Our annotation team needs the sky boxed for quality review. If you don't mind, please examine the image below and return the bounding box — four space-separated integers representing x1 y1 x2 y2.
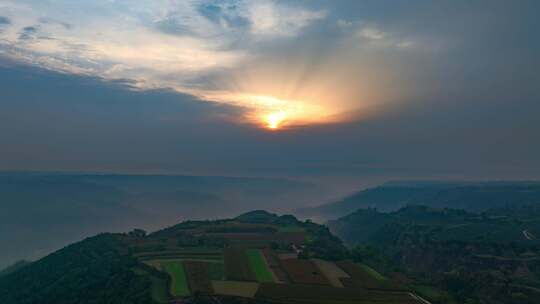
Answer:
0 0 539 187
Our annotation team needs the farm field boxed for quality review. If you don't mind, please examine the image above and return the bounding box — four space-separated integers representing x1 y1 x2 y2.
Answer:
280 259 330 285
224 247 255 281
246 249 276 283
212 280 259 297
337 261 406 291
124 210 422 303
184 261 214 294
207 262 225 280
255 283 419 304
131 266 169 304
161 261 190 297
312 259 350 287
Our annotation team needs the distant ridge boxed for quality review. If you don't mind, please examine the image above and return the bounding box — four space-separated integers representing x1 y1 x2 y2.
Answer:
296 181 540 220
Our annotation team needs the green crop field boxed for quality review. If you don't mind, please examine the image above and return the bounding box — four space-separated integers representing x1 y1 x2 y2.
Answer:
246 249 275 282
161 261 191 297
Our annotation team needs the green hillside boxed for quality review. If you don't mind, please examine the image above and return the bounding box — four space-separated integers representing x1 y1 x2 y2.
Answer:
0 234 153 304
328 205 540 304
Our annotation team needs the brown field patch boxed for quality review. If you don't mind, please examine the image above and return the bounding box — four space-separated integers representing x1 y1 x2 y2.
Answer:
256 283 420 304
211 280 259 298
263 248 290 283
280 259 330 285
224 247 255 281
184 261 213 294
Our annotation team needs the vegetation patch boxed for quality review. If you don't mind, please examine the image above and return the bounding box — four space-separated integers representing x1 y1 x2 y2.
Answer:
161 261 190 297
246 249 276 282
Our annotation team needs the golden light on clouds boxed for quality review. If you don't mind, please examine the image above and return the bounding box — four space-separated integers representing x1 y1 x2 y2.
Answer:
199 92 340 130
190 41 408 131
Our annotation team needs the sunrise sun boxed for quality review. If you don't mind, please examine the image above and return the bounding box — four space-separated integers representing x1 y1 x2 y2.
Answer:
265 111 287 130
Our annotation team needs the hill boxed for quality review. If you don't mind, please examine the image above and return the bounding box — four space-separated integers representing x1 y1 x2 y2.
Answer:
0 172 325 269
328 205 540 303
0 211 426 304
297 181 540 220
0 261 31 278
0 234 152 304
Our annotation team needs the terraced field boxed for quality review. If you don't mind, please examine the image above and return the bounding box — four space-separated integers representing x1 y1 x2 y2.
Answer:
135 248 223 261
124 212 422 303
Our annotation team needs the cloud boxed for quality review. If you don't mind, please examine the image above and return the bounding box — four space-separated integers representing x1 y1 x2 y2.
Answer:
336 21 420 51
1 0 540 183
246 1 326 37
357 27 386 40
0 16 10 33
17 25 37 40
0 0 329 128
196 2 250 30
0 15 10 25
0 0 538 134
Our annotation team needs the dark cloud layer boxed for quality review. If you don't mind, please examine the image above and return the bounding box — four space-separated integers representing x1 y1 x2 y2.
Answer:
1 57 538 186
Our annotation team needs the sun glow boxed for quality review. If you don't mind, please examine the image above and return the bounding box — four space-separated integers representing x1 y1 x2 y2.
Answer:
197 92 343 130
265 111 287 130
